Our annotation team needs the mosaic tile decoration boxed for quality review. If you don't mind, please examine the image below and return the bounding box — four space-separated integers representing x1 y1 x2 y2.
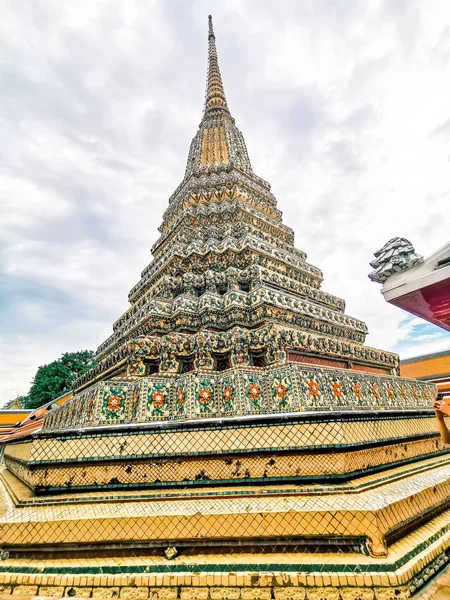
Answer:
143 379 172 421
79 322 399 394
64 14 403 404
43 363 436 432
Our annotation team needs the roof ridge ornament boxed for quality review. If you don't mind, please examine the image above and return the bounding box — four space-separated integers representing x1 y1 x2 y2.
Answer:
369 237 424 283
203 15 231 116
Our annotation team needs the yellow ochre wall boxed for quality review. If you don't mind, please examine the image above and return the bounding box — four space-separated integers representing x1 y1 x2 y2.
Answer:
400 351 450 398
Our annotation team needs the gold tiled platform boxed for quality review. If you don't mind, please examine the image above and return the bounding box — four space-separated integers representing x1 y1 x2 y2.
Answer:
4 436 444 492
2 412 449 597
15 415 443 462
3 411 445 493
2 453 450 560
1 465 450 598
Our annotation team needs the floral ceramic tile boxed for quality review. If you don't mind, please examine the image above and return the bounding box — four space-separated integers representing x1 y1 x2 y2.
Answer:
240 371 268 413
327 372 353 411
129 381 142 421
193 374 218 417
346 375 368 409
174 375 191 419
43 359 437 432
297 369 332 411
99 384 129 423
219 373 240 415
268 368 298 413
143 379 172 421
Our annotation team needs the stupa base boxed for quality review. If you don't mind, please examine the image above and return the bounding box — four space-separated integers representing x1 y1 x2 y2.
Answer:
0 509 449 599
3 408 443 494
2 448 450 599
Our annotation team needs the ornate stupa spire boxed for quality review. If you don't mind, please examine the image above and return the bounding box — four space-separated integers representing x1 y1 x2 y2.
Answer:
181 15 255 177
204 15 230 116
70 14 395 406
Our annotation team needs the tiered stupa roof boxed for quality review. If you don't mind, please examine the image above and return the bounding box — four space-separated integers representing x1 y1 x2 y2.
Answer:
69 16 401 399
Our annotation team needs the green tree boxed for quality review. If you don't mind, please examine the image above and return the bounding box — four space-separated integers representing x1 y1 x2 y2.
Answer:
23 350 96 409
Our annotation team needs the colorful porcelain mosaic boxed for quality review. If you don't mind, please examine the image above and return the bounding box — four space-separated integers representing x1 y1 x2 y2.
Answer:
75 323 398 391
45 363 436 431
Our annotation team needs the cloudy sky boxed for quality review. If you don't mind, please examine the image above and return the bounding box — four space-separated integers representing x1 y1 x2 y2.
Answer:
1 0 450 403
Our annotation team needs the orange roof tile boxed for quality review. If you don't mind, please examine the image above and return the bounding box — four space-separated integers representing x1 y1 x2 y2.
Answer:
0 393 72 445
0 411 31 425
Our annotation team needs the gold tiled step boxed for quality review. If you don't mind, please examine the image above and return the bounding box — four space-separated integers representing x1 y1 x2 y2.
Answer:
8 436 445 492
17 416 442 463
4 413 446 492
3 452 450 507
0 498 450 596
2 456 450 559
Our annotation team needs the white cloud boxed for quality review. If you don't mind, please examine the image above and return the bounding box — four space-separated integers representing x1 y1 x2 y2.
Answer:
1 0 449 402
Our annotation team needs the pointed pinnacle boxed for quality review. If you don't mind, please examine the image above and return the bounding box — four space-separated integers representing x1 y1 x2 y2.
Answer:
203 15 230 115
208 14 214 38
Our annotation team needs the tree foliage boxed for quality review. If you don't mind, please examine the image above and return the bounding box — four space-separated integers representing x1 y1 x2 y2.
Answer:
21 350 96 409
